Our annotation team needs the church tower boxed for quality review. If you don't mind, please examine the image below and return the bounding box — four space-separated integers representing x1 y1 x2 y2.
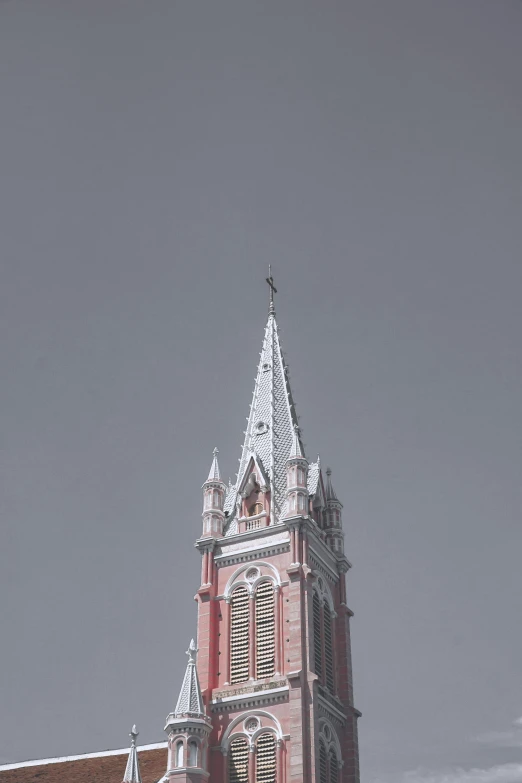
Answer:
165 272 361 783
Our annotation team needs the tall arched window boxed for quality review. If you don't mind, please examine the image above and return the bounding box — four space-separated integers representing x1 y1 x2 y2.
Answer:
188 740 198 767
175 740 183 768
230 586 249 683
312 584 336 694
229 736 249 783
313 590 323 680
324 599 335 693
255 581 275 679
256 732 276 782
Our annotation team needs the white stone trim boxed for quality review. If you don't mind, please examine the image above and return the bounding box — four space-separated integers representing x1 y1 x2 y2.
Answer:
221 709 283 750
210 685 289 713
223 560 282 598
215 543 290 569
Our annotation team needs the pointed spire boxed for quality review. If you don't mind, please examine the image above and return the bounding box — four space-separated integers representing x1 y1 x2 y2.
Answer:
288 424 305 460
206 447 222 482
122 725 142 783
235 303 302 522
174 639 205 717
325 467 339 503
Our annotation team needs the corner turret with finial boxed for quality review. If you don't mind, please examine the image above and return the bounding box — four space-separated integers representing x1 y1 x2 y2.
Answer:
323 466 345 555
201 448 226 538
283 424 310 519
164 639 211 781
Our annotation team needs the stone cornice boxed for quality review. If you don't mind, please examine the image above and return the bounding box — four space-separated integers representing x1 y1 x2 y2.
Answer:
210 683 289 713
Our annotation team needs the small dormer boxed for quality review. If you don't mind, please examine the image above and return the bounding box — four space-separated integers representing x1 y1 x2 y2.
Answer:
236 455 271 533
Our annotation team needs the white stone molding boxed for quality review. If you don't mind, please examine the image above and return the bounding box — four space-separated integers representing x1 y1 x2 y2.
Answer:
224 560 282 598
215 542 290 569
221 709 283 752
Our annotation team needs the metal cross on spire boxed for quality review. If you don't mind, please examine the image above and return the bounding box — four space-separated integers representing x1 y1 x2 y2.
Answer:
266 265 277 314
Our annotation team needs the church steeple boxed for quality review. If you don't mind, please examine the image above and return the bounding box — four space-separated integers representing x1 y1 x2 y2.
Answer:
190 277 360 783
232 273 301 526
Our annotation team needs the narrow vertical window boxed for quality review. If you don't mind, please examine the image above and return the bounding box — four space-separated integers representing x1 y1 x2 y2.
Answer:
324 600 335 693
229 736 249 783
230 587 249 683
255 581 275 679
256 732 276 783
188 740 198 767
175 740 183 768
319 741 328 783
329 749 339 783
313 590 323 680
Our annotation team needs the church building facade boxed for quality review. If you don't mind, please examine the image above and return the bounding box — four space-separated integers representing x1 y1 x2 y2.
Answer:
0 278 360 783
165 277 361 783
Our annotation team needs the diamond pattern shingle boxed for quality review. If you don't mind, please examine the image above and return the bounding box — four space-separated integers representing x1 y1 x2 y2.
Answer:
225 312 303 532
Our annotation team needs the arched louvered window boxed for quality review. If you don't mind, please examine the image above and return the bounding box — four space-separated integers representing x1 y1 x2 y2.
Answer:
329 749 339 783
230 587 250 683
175 740 183 768
319 741 328 783
255 581 275 679
313 590 323 680
324 599 335 693
229 736 249 783
188 740 198 767
256 732 276 783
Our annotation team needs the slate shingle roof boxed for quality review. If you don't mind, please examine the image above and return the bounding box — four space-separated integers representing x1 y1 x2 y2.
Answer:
225 311 303 531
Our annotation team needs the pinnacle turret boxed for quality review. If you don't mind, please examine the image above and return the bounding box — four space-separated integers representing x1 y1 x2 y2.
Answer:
206 447 222 482
122 725 142 783
323 467 345 556
325 467 340 503
201 448 226 538
174 640 205 717
289 423 305 460
282 424 309 520
164 640 212 780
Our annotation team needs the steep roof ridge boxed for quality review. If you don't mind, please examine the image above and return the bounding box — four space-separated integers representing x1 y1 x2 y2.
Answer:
173 639 205 717
122 726 142 783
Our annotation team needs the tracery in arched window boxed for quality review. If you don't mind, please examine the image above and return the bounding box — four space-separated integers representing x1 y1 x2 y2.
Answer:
229 736 249 783
230 586 249 683
256 732 276 783
255 581 275 679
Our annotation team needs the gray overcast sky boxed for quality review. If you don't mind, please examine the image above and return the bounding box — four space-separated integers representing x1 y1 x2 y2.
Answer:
1 2 521 782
